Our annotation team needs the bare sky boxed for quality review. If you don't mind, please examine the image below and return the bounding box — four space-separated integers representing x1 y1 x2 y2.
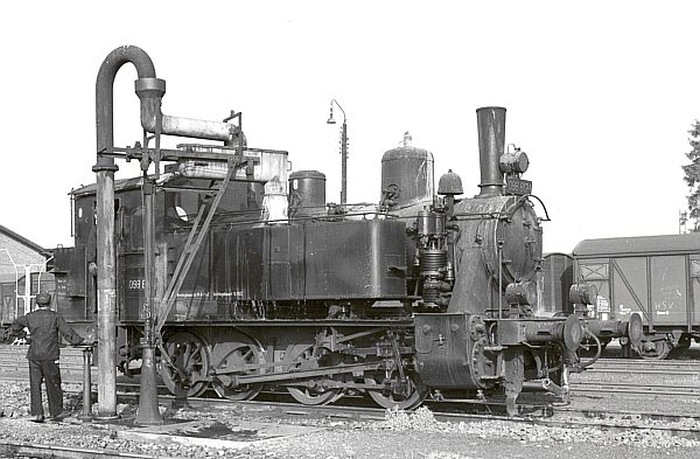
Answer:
0 1 696 253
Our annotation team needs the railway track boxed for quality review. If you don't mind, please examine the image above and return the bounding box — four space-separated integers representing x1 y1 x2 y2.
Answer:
2 395 700 459
2 345 699 417
568 357 700 398
586 357 700 374
0 442 158 459
569 381 700 397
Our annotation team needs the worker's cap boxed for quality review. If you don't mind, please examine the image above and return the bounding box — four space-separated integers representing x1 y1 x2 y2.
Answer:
35 292 51 306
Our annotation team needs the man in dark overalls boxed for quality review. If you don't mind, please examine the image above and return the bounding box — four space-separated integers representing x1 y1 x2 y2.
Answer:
11 292 84 423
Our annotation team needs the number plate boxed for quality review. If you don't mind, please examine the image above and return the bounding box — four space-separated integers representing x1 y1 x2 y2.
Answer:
505 177 532 195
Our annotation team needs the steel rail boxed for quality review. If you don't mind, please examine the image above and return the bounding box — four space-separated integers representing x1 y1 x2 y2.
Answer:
570 381 700 397
0 440 179 459
584 368 699 375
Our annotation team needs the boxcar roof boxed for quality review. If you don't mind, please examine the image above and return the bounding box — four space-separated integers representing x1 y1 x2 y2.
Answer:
573 233 700 257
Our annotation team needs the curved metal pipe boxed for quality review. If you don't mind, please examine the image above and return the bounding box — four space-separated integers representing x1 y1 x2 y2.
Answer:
93 46 243 420
94 45 158 420
95 45 157 171
579 329 603 369
96 46 239 167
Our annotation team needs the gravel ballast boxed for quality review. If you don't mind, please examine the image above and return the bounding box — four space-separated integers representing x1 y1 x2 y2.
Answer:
1 381 699 459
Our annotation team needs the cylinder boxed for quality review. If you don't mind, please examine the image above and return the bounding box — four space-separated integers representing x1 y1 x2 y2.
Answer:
417 210 446 237
476 107 506 197
380 137 434 208
289 170 326 207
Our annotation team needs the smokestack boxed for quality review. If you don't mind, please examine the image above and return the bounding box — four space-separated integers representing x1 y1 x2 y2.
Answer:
476 106 506 197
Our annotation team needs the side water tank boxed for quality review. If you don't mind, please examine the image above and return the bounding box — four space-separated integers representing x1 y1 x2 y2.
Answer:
380 132 434 209
289 170 326 216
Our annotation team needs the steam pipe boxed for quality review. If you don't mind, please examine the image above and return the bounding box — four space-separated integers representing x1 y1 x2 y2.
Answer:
476 106 506 197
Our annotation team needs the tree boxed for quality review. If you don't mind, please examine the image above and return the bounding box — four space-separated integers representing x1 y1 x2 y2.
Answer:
682 120 700 232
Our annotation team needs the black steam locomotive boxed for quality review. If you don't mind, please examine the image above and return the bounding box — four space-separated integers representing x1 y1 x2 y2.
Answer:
49 48 639 415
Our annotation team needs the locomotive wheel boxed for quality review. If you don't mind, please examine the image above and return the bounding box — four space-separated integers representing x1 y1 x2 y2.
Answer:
211 339 265 401
284 344 343 405
364 372 427 410
637 338 671 360
160 330 211 397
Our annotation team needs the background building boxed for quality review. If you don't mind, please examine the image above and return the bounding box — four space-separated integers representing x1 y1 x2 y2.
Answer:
0 225 53 325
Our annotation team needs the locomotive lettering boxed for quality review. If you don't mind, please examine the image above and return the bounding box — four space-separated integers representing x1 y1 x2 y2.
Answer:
128 279 146 290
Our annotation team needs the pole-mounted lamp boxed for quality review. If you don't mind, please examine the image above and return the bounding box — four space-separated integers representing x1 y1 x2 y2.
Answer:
327 99 348 204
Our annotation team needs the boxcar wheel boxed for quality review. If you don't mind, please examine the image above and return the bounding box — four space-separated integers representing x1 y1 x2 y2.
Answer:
667 335 691 359
637 337 671 360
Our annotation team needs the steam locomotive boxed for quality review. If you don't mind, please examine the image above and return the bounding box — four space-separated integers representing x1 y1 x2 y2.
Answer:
48 47 640 416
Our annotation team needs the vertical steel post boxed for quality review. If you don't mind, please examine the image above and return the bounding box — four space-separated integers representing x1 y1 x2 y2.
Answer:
327 99 347 204
135 320 161 424
23 265 32 313
135 179 162 425
92 167 118 419
340 121 348 204
95 46 157 420
79 346 93 422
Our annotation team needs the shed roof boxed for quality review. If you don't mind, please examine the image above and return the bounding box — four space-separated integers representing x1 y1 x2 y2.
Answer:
0 225 48 257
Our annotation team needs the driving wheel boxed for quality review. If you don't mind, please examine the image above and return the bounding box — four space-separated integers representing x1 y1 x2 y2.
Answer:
210 338 265 401
160 330 211 397
284 344 343 405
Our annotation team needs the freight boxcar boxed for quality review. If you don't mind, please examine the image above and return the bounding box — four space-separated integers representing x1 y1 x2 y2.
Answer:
573 233 700 358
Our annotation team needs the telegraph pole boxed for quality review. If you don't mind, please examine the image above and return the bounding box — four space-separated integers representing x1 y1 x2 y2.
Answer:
327 99 348 204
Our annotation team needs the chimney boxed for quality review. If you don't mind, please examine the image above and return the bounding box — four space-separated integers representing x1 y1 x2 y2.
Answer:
476 106 506 197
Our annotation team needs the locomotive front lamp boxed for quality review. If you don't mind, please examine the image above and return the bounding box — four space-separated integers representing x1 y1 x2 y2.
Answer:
500 145 530 175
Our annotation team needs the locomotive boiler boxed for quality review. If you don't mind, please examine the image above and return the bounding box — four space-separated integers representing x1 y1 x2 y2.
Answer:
50 47 641 416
